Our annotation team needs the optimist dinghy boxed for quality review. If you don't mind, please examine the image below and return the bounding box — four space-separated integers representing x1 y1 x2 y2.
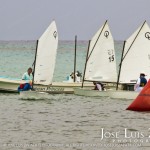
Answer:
74 20 117 97
20 21 59 99
109 21 150 99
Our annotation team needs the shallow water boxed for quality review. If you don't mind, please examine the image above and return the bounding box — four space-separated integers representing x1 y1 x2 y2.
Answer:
0 93 150 150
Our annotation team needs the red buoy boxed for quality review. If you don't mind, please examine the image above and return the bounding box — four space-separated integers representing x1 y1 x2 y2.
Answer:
127 80 150 111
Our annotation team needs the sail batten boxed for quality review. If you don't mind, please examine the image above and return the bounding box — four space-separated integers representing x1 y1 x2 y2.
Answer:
33 21 58 85
84 21 117 83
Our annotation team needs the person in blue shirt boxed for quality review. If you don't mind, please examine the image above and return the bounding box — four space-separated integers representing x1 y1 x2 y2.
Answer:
18 67 33 92
22 67 33 81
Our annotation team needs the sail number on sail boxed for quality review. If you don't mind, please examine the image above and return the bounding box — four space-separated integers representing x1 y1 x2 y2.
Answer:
108 49 114 62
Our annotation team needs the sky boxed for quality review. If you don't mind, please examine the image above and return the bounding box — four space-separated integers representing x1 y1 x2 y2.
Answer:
0 0 150 41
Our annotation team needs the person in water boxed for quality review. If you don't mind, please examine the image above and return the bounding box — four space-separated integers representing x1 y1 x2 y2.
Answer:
93 82 106 91
18 67 33 92
134 72 147 92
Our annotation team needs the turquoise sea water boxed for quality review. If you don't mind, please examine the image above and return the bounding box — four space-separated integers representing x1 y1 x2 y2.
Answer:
0 40 123 81
0 41 150 150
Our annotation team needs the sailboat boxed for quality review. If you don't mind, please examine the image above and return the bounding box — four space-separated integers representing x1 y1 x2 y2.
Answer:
20 21 59 99
109 21 150 99
74 20 117 97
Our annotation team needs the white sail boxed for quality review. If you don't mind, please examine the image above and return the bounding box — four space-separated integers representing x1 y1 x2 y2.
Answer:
84 21 117 82
119 21 150 84
34 21 58 85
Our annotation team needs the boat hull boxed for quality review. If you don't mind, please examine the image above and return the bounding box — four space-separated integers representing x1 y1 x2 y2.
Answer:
0 77 93 93
0 78 23 92
108 90 139 100
74 88 109 97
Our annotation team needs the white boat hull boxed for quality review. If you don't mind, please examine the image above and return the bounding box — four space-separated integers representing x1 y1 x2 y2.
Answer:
108 90 139 100
0 78 23 92
74 88 109 97
0 77 93 93
74 88 139 99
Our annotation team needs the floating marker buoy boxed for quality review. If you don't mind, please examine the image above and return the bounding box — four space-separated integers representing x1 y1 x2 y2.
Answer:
127 80 150 111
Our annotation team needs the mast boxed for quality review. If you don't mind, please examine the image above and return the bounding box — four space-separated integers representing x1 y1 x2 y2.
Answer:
32 40 38 88
116 41 126 90
122 21 146 62
81 40 91 88
74 35 77 82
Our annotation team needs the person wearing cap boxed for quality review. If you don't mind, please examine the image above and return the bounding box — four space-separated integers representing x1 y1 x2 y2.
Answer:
134 72 147 92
